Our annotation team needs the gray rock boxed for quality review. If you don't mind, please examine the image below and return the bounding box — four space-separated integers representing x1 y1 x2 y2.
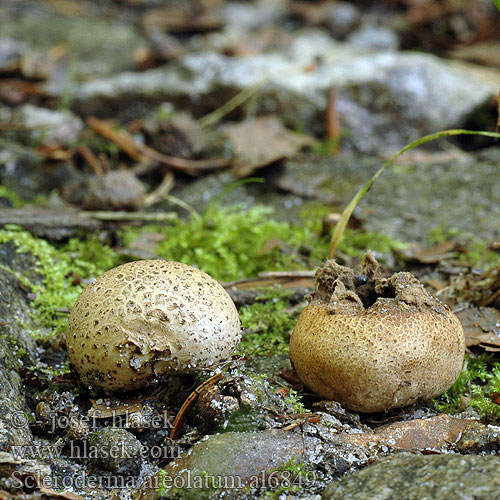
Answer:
168 169 307 224
359 147 500 243
14 105 84 145
278 147 500 244
166 430 310 485
221 369 303 433
322 452 500 500
0 37 27 71
347 25 400 50
138 430 321 499
83 171 145 211
323 3 361 39
73 30 496 152
88 427 143 475
0 451 51 491
220 0 286 30
137 425 385 499
456 421 500 454
0 138 83 201
0 11 145 77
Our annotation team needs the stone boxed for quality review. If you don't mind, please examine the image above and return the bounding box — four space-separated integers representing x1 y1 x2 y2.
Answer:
375 414 475 451
0 11 145 78
323 453 500 499
347 25 400 50
73 30 496 152
88 427 143 475
14 105 84 146
0 37 27 71
323 3 361 39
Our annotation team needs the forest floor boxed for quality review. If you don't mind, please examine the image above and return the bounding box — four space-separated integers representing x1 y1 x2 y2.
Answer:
0 1 500 499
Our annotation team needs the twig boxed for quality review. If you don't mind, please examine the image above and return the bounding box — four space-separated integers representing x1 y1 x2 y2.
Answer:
79 211 177 222
326 86 341 155
257 271 315 278
170 373 224 440
87 117 231 176
159 194 201 221
143 171 175 207
77 145 104 177
282 413 321 431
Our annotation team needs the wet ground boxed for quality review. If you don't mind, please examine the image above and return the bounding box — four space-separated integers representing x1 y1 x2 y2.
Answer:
1 1 500 499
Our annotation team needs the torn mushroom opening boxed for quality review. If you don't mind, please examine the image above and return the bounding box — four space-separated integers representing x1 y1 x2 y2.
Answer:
310 250 435 312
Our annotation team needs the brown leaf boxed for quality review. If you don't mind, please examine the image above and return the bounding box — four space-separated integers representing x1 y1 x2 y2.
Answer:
224 116 314 177
0 79 41 104
88 389 161 419
128 231 166 253
398 241 457 264
456 307 500 351
39 488 85 500
82 170 146 211
490 391 500 405
489 241 500 252
375 414 475 451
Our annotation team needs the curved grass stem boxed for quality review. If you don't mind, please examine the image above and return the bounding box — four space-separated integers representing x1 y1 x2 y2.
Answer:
328 129 500 260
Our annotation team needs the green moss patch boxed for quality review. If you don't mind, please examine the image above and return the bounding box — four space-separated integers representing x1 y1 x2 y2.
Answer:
434 353 500 421
122 203 406 282
0 186 24 207
0 226 119 338
238 288 298 356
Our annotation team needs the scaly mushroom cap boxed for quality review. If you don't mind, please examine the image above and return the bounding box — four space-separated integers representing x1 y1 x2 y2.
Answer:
66 260 241 392
289 254 465 413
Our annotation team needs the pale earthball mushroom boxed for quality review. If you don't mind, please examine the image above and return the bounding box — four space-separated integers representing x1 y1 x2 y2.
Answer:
289 252 465 413
66 260 241 393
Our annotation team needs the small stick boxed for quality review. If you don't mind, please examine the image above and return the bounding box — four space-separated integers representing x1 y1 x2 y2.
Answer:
77 145 104 177
142 171 175 207
326 86 341 155
170 373 224 440
282 413 321 431
79 211 177 222
87 117 231 176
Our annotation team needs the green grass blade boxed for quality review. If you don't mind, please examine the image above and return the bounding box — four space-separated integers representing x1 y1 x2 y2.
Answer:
328 129 500 259
492 0 500 12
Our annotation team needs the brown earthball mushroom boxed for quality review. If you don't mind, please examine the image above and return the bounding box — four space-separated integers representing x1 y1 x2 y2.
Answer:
66 260 241 393
289 252 465 413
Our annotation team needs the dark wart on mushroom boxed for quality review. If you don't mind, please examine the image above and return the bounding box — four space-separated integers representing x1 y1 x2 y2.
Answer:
66 260 241 393
289 252 465 413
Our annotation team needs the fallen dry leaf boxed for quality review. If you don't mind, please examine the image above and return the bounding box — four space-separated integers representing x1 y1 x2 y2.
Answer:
398 241 457 264
39 488 85 500
224 116 314 177
88 389 162 419
456 307 500 351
